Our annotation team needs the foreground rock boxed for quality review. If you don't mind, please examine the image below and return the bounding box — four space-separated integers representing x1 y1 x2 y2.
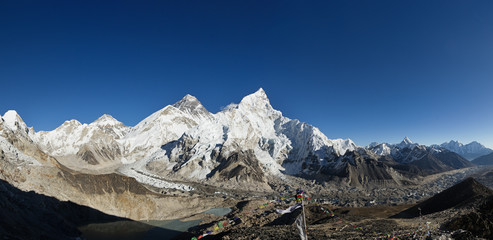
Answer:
444 195 493 239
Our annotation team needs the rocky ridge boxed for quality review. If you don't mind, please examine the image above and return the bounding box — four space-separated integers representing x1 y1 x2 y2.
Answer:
33 114 130 173
392 177 493 218
367 138 474 176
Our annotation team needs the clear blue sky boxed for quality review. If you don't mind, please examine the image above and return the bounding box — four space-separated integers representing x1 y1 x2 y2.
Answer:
1 1 492 148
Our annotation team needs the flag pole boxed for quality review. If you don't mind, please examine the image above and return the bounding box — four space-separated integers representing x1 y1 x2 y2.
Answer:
301 191 308 240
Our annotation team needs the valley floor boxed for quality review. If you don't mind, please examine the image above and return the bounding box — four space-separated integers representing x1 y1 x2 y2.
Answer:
178 199 487 240
173 166 493 240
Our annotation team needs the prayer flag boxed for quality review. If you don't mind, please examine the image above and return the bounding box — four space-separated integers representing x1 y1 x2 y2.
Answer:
275 204 301 214
295 214 308 240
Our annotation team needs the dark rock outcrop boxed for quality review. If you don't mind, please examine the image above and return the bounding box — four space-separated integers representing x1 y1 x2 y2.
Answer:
444 195 493 239
392 177 493 218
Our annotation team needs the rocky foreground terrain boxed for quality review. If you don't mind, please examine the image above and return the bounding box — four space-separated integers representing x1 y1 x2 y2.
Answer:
177 173 493 240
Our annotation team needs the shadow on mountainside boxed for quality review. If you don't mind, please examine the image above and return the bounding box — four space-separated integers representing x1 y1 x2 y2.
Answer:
443 195 493 239
391 177 493 219
0 178 180 240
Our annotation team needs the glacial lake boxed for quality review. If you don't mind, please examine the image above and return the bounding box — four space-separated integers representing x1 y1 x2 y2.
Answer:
202 207 232 216
79 208 231 240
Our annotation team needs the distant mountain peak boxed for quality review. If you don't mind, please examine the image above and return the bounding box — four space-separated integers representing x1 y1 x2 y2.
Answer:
469 141 482 146
402 136 413 144
175 94 199 104
3 109 19 117
97 114 116 120
367 142 391 156
3 110 21 122
440 140 493 160
238 88 272 110
397 137 414 149
255 87 266 95
172 94 209 115
61 119 82 127
91 114 123 127
446 140 463 147
2 110 27 131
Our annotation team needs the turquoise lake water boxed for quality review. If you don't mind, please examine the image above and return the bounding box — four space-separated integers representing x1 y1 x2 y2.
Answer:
79 208 231 240
202 207 232 216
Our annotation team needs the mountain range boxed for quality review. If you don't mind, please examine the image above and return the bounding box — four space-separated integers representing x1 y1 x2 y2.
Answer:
0 88 485 192
435 140 493 160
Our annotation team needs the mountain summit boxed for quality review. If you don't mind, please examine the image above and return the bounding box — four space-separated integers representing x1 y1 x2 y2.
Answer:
397 137 415 149
90 114 124 127
2 110 29 133
238 88 272 110
172 94 211 117
402 136 413 145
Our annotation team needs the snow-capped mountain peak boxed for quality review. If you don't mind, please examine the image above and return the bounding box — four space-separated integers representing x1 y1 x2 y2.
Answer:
402 136 413 144
3 110 20 121
120 94 215 162
172 94 211 119
444 140 463 148
33 113 129 168
172 94 200 110
367 137 427 162
238 88 272 111
398 136 415 149
2 110 27 131
367 143 391 156
90 114 123 127
1 110 34 138
57 119 82 130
